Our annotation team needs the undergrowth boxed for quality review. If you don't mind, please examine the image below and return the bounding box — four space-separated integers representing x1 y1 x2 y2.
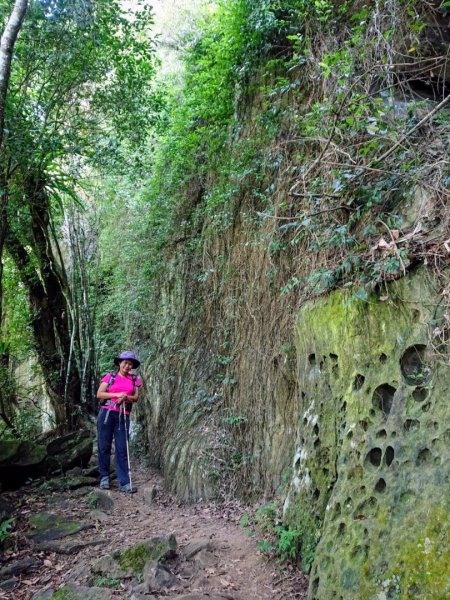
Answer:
239 498 317 571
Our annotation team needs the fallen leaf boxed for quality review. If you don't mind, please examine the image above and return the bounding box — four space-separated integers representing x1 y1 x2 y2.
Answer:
44 559 53 567
22 576 40 585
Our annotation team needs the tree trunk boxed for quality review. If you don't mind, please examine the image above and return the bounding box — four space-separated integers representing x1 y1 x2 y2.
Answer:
0 2 29 427
0 0 29 149
6 175 83 430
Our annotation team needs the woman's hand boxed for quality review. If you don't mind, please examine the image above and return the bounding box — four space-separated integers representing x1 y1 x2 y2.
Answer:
116 393 128 405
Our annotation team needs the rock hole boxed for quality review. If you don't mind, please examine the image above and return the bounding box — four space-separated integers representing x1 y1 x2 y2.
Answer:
355 496 378 516
308 353 316 366
369 408 376 417
366 448 382 467
319 361 324 370
422 402 431 412
433 422 439 431
372 383 396 416
313 488 320 500
353 374 365 390
434 456 441 465
413 387 428 402
385 446 395 466
376 429 387 439
347 430 353 439
303 417 308 425
404 419 420 433
340 401 347 413
350 544 369 562
416 448 432 466
344 497 353 509
314 438 321 449
311 577 319 596
359 419 370 432
400 344 431 385
337 522 346 537
332 364 339 377
313 424 319 435
322 467 329 477
391 431 397 438
334 502 341 516
301 391 306 399
330 353 338 362
375 478 386 493
379 353 387 363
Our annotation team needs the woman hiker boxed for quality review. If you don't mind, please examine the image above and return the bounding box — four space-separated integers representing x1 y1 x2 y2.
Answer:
96 351 142 493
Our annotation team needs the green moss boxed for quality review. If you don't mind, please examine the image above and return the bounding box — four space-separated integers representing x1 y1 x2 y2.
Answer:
285 271 450 598
114 537 176 574
51 587 71 599
28 512 84 537
387 506 450 599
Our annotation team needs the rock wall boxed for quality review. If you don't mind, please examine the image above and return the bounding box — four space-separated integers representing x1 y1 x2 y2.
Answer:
284 268 449 598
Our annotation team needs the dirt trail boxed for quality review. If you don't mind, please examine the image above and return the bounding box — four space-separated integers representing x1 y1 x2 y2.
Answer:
1 463 308 599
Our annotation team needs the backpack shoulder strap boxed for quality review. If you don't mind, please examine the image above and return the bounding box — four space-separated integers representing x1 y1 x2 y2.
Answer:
131 373 137 395
106 371 117 391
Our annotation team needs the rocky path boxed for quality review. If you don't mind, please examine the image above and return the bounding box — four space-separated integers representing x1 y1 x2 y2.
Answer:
0 464 308 600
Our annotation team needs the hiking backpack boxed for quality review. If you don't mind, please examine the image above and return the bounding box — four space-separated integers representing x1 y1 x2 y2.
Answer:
103 371 137 412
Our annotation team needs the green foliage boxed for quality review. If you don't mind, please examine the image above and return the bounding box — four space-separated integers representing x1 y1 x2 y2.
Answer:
274 525 302 561
10 405 42 441
224 413 247 427
0 517 14 545
93 576 120 588
1 258 33 358
239 512 254 536
255 500 278 532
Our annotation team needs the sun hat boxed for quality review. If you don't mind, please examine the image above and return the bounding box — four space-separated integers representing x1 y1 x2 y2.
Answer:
114 351 140 369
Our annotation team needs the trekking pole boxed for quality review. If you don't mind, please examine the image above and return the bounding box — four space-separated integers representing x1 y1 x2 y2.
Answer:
122 402 133 490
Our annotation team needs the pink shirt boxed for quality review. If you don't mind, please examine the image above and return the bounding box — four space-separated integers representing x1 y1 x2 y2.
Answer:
101 372 142 415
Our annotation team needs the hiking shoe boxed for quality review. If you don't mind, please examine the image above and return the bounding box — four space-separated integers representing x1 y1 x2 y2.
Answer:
120 483 137 493
99 477 110 490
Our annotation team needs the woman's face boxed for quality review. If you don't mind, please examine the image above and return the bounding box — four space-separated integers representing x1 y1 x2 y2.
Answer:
119 359 134 374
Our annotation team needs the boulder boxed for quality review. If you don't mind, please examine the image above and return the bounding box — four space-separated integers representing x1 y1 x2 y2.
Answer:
0 440 47 489
112 534 177 576
44 430 93 473
42 583 112 599
0 430 94 491
143 485 157 505
26 511 93 543
31 590 55 600
36 537 105 554
0 557 40 579
0 495 14 520
90 554 133 579
143 560 176 591
182 538 214 560
85 490 114 511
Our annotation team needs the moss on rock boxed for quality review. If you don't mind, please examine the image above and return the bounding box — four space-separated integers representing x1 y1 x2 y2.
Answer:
284 269 450 599
113 535 177 575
